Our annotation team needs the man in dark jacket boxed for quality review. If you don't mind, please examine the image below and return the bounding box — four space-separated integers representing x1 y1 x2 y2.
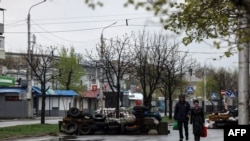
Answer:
174 94 191 141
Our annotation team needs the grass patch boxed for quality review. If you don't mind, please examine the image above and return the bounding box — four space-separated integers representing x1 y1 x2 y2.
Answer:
0 124 59 140
161 116 175 123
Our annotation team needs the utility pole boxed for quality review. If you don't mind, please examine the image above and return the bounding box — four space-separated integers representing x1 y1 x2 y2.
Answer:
237 9 249 125
27 0 46 118
203 64 207 113
100 22 117 112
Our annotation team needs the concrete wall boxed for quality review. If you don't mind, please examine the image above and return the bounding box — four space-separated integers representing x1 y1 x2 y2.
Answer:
36 96 75 117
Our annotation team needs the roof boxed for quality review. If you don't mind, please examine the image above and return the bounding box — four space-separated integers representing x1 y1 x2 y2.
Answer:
0 86 78 97
32 86 78 97
54 90 78 96
0 87 26 94
32 86 56 95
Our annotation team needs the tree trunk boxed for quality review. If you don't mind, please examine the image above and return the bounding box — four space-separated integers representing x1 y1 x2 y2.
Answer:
168 87 173 119
168 97 173 119
116 81 120 118
164 95 167 116
40 84 46 124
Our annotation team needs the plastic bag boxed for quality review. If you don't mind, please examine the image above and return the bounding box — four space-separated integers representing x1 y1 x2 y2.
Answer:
173 121 178 130
201 126 207 137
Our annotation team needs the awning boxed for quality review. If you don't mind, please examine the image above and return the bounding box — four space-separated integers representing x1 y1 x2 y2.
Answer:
54 90 78 96
32 86 56 95
32 86 78 97
0 87 26 94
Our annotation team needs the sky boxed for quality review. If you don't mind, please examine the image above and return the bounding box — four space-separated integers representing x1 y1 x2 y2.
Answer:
0 0 238 70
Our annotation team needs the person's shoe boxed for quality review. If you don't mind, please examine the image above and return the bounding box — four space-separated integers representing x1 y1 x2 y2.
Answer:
179 138 183 141
186 137 189 140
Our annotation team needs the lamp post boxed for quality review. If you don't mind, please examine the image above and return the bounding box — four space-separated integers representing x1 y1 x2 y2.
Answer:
99 22 117 112
203 58 216 113
27 0 46 118
203 63 207 113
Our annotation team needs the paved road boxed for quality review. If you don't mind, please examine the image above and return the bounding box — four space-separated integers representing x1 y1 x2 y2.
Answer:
0 117 224 141
14 128 224 141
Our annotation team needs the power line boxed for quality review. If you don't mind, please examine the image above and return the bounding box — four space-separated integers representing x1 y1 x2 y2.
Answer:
5 24 163 34
5 16 156 27
26 12 153 21
31 20 100 44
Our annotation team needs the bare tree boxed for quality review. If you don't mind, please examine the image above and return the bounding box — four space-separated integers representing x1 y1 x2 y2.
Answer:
86 34 133 117
132 30 183 111
23 46 56 124
209 67 238 111
159 46 195 118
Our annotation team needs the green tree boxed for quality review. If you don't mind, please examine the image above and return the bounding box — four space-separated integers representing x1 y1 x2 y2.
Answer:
56 46 84 91
124 0 249 124
125 0 249 51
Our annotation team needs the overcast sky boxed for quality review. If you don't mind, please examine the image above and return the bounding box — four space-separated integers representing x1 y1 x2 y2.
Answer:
0 0 238 69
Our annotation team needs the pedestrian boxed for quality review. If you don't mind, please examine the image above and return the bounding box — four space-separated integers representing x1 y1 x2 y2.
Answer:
190 99 205 141
174 94 191 141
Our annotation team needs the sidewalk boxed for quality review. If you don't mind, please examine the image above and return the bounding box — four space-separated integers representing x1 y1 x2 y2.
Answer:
167 124 224 141
0 116 62 128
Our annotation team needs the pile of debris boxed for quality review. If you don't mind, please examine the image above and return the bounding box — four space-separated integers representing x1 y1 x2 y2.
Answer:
59 106 170 135
207 108 238 129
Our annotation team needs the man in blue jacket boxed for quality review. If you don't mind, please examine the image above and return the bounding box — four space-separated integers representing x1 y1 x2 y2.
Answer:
174 94 191 141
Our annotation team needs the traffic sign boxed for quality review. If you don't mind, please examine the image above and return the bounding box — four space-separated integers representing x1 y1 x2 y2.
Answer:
226 90 236 98
221 90 226 95
186 86 194 94
211 93 217 99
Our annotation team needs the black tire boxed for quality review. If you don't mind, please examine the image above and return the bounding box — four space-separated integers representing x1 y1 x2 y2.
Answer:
67 107 81 118
107 125 121 132
94 121 107 127
106 125 120 135
64 122 78 134
92 113 106 122
133 106 149 112
108 120 119 126
81 113 92 120
78 123 91 135
125 125 140 132
91 124 105 130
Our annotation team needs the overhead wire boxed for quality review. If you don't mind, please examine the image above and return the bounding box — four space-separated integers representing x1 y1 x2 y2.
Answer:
5 24 164 34
26 12 154 21
31 20 100 44
5 16 157 27
4 13 234 56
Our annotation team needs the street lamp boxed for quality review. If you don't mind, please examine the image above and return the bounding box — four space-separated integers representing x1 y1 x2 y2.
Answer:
99 22 117 112
27 0 46 118
203 58 216 113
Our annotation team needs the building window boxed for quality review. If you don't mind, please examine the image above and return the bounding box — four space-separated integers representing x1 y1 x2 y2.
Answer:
5 96 19 101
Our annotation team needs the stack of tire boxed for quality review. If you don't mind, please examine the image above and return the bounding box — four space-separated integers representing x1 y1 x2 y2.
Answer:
127 106 149 134
106 119 121 135
90 113 107 135
62 107 93 135
144 117 159 133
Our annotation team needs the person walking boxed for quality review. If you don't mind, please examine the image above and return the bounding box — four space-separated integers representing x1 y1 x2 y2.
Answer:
190 99 205 141
174 94 191 141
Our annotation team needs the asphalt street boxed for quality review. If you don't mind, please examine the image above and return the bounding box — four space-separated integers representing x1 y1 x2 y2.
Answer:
0 117 225 141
